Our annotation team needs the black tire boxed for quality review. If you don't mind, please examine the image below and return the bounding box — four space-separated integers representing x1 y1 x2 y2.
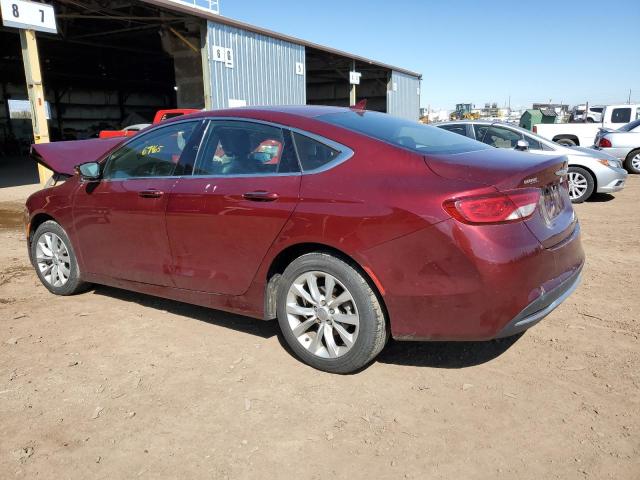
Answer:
556 137 577 147
276 253 387 374
568 166 595 203
624 149 640 174
29 220 89 296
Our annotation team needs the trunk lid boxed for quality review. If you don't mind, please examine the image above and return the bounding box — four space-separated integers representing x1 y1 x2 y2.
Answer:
426 149 577 249
31 137 124 176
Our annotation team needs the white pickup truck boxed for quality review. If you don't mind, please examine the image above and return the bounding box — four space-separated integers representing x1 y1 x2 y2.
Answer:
533 104 640 147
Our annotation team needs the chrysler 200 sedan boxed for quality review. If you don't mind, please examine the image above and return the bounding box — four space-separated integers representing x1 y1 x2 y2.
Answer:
25 106 585 373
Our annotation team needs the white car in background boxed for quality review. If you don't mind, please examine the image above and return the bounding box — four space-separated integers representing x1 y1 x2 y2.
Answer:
437 121 628 203
571 105 604 123
594 119 640 173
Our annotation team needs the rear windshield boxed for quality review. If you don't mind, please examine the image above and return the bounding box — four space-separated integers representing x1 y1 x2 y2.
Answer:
317 110 489 155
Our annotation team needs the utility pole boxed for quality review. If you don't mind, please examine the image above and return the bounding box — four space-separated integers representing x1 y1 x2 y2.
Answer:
20 28 51 185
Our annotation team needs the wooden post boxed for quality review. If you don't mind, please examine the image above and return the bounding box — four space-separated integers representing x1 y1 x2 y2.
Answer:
349 60 357 107
200 21 213 110
19 29 51 185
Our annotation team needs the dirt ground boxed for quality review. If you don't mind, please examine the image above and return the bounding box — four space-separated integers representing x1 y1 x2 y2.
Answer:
0 178 638 480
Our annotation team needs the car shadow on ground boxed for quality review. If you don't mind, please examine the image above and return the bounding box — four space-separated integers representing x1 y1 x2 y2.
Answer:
91 286 278 339
587 193 615 203
376 335 523 369
91 286 523 370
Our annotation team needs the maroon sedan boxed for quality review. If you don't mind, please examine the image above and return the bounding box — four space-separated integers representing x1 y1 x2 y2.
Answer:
25 106 585 373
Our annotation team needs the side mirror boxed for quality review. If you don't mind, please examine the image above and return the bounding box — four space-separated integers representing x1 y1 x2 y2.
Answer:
515 139 529 151
76 162 101 181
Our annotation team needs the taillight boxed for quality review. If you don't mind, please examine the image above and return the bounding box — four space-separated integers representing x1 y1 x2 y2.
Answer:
443 188 541 225
533 125 538 133
598 137 612 148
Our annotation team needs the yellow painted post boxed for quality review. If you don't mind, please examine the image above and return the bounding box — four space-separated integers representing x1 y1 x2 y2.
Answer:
19 28 51 186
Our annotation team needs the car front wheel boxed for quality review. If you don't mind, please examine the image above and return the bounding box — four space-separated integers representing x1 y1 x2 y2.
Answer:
277 253 387 373
30 220 89 296
567 166 594 203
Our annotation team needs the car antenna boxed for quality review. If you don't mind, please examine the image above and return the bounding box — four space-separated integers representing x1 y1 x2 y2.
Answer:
350 99 367 116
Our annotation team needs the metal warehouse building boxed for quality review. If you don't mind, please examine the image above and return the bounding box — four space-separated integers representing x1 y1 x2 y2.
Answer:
147 0 422 118
0 0 421 185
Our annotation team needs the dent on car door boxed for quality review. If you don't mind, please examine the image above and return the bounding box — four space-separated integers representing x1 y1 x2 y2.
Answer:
72 120 204 285
165 120 302 295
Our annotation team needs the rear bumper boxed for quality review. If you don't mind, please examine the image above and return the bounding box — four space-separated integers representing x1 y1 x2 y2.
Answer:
364 218 585 342
495 264 583 338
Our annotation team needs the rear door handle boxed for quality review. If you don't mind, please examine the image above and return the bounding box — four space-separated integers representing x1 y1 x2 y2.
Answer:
138 189 164 198
242 191 279 202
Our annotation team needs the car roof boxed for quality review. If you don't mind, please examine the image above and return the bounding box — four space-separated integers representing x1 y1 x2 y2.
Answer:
175 105 350 123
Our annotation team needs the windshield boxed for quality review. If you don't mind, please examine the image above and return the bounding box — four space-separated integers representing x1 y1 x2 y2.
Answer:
619 119 640 132
317 110 489 155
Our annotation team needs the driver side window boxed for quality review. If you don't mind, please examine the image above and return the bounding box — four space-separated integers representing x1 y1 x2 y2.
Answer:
103 121 199 179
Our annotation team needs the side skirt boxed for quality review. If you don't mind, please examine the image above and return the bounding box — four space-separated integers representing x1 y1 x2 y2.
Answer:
82 273 266 321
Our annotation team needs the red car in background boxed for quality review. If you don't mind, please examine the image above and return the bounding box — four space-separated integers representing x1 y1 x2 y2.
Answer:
25 106 584 373
98 109 199 139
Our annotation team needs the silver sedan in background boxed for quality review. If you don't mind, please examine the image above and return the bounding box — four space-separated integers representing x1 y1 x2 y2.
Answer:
594 119 640 174
436 121 628 203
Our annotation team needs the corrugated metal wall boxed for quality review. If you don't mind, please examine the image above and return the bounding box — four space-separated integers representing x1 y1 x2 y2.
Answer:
387 71 421 120
206 21 306 109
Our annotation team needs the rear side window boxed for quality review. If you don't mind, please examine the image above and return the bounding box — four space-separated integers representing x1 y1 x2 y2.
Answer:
439 124 470 138
318 110 488 155
611 108 631 124
292 132 339 171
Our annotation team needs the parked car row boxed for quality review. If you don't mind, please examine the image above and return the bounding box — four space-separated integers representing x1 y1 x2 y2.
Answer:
436 120 627 203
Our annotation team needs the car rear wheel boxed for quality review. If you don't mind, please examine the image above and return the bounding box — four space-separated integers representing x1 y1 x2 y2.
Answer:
624 149 640 174
30 220 89 296
277 253 387 373
567 167 594 203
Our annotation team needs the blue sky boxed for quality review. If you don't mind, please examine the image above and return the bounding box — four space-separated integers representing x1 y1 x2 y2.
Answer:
221 0 640 110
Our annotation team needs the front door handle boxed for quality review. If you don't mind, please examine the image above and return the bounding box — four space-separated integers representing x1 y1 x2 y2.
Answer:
138 189 164 199
242 191 279 202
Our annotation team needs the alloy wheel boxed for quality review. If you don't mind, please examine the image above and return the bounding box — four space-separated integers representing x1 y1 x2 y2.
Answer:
568 171 589 200
632 153 640 171
36 232 71 287
286 271 359 359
